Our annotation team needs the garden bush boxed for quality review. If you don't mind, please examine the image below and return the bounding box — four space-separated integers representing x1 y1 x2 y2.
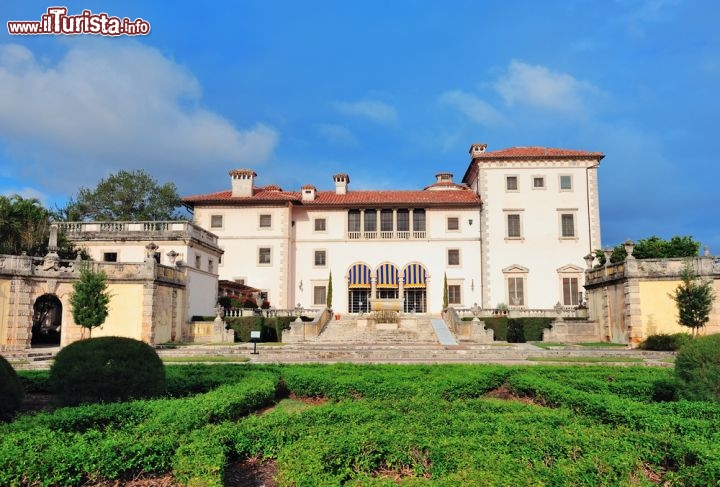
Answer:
675 334 720 402
506 319 526 343
0 355 23 421
50 336 166 406
225 316 296 342
640 333 691 351
460 317 552 341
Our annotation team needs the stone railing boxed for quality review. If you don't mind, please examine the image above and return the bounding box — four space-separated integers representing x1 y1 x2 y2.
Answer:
453 306 588 320
0 254 184 284
346 230 428 240
223 307 320 319
282 307 332 342
585 256 720 286
57 221 219 247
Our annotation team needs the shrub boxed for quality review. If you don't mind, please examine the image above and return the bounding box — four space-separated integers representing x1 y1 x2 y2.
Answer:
640 333 691 351
652 378 679 402
506 319 526 343
50 336 166 406
675 334 720 402
0 355 23 421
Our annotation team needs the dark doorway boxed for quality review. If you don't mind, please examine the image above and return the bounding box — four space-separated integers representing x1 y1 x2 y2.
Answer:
31 294 62 346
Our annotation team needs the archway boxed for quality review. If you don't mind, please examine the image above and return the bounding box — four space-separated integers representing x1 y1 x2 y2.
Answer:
403 263 427 312
31 294 62 347
347 262 372 313
376 262 399 299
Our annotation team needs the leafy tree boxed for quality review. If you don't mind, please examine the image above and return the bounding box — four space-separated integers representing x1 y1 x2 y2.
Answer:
595 235 701 265
326 272 333 308
61 170 183 221
70 266 111 338
443 273 449 309
671 262 715 337
0 195 79 258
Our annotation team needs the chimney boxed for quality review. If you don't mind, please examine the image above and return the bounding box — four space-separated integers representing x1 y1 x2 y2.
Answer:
229 169 256 197
301 184 317 201
435 172 453 184
469 143 488 158
333 173 350 195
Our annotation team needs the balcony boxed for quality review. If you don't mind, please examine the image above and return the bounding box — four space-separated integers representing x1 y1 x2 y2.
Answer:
347 229 427 240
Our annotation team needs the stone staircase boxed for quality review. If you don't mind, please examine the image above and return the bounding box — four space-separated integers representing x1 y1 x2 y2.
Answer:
310 315 441 344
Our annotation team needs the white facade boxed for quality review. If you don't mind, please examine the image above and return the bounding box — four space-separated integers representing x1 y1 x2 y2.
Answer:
462 144 602 309
184 143 603 313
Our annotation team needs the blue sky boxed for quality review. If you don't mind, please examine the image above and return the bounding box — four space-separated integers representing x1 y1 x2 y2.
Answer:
1 1 718 252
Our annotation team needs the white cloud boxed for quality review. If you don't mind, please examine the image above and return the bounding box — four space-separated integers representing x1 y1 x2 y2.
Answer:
0 41 278 194
335 99 397 123
438 90 506 126
0 186 49 205
314 123 358 146
495 60 599 117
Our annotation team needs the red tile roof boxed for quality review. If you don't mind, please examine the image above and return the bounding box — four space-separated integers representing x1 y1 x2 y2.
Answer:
474 146 604 160
183 187 481 207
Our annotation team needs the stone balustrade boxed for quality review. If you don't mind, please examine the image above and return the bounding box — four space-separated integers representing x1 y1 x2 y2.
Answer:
57 221 219 247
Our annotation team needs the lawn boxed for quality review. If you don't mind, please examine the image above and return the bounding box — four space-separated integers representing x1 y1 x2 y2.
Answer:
3 364 719 486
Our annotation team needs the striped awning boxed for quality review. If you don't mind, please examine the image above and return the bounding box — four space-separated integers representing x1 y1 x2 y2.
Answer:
403 263 427 288
376 263 399 288
348 263 372 288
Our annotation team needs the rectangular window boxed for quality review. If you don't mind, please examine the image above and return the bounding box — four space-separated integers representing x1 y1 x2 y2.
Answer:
448 285 461 305
258 247 271 265
506 176 518 191
560 175 573 190
210 215 223 228
313 286 327 306
507 214 521 238
208 259 214 273
314 250 326 267
508 277 525 306
381 209 393 231
348 210 360 232
314 218 326 232
195 255 201 268
447 217 459 231
364 210 377 232
413 209 426 231
447 249 460 266
533 177 545 189
103 252 118 262
259 214 272 228
561 214 575 238
563 277 579 306
396 209 409 232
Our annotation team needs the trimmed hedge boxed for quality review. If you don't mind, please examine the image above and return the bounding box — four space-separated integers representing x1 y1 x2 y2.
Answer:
225 316 299 342
0 356 23 421
675 334 720 402
461 317 553 341
50 337 166 406
640 333 692 351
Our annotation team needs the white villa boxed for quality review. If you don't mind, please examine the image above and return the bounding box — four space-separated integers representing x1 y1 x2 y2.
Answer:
183 143 604 314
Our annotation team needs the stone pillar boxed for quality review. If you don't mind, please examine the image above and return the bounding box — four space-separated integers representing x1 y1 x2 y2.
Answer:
409 209 414 233
360 209 365 237
371 277 377 301
399 276 405 301
392 209 397 236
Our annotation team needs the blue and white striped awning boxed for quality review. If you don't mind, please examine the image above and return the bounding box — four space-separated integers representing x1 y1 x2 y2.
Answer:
403 263 427 288
376 263 399 288
348 263 372 288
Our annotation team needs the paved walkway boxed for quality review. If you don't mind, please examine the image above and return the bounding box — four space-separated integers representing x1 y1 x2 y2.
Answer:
4 342 676 369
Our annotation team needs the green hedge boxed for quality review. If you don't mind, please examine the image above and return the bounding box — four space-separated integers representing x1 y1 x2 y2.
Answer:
461 317 553 341
0 356 23 421
640 333 692 351
225 316 298 342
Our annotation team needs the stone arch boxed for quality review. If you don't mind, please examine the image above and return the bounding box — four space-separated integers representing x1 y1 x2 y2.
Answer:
31 293 62 347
